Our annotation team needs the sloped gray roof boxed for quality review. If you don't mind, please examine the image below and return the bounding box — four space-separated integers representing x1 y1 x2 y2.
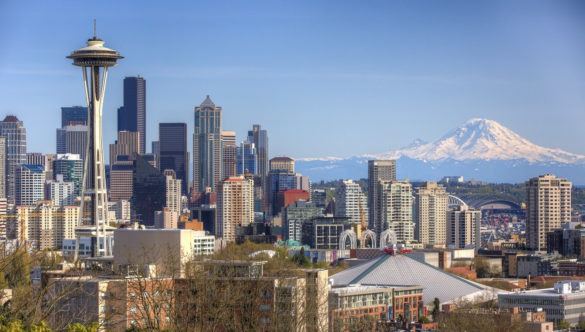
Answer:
331 254 489 304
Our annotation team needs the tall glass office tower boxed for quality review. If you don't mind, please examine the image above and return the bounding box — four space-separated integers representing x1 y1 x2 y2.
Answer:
193 96 222 192
117 76 146 154
236 141 257 175
159 123 189 195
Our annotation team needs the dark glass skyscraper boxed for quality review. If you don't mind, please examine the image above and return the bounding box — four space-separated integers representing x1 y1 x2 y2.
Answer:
247 124 268 178
247 124 268 211
236 141 257 175
117 76 146 154
61 106 88 126
159 123 189 195
132 154 165 226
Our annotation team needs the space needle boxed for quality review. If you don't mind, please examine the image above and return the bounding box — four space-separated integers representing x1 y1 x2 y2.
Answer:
67 26 123 258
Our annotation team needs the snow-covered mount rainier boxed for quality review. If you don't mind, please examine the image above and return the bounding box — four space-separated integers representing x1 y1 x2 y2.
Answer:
295 118 585 184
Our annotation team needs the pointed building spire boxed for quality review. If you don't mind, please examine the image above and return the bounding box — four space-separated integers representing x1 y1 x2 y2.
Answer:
200 95 216 108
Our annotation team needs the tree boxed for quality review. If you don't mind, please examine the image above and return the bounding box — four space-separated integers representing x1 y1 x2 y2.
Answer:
431 297 440 321
558 320 571 330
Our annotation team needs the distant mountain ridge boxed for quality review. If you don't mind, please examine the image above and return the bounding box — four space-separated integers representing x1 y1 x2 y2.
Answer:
295 118 585 183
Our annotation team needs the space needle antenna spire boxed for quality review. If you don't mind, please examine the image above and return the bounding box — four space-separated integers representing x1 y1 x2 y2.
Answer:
67 26 123 260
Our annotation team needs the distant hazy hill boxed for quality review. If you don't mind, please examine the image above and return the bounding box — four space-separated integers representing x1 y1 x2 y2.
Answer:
296 118 585 184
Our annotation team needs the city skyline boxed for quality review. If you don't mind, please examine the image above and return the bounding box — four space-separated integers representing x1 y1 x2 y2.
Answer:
1 1 584 160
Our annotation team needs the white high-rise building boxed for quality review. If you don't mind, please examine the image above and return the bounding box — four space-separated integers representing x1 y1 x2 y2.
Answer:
164 169 182 215
335 180 368 225
526 174 572 251
379 180 414 243
16 164 46 207
217 176 254 242
446 205 481 249
414 182 448 245
46 174 75 207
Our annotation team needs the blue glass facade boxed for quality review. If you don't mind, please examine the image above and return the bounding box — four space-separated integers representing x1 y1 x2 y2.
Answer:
236 141 257 175
61 106 88 126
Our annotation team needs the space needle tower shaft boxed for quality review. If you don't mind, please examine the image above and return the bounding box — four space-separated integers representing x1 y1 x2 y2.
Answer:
67 28 123 258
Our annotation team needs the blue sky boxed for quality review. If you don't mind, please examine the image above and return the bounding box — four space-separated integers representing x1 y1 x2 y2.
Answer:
0 1 584 159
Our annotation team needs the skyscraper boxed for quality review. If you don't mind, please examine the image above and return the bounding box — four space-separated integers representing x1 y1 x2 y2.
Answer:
52 154 83 197
26 152 45 166
164 169 182 216
61 106 88 127
216 176 254 242
367 160 396 233
526 174 572 251
56 124 88 162
414 182 448 245
379 180 414 243
268 157 297 216
109 156 133 201
335 180 368 226
446 205 481 249
159 123 189 195
247 125 268 205
0 116 27 204
109 130 141 166
236 141 257 175
117 76 146 154
270 157 294 173
46 175 75 207
15 164 45 206
193 95 222 192
221 131 237 180
132 155 166 227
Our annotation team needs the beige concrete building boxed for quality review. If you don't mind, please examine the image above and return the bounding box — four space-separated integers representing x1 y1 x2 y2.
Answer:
221 130 237 179
154 208 179 229
379 180 414 242
216 176 254 242
109 130 140 167
446 205 481 249
164 169 182 216
526 174 572 251
15 201 79 250
269 156 294 173
113 228 197 277
414 182 448 245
